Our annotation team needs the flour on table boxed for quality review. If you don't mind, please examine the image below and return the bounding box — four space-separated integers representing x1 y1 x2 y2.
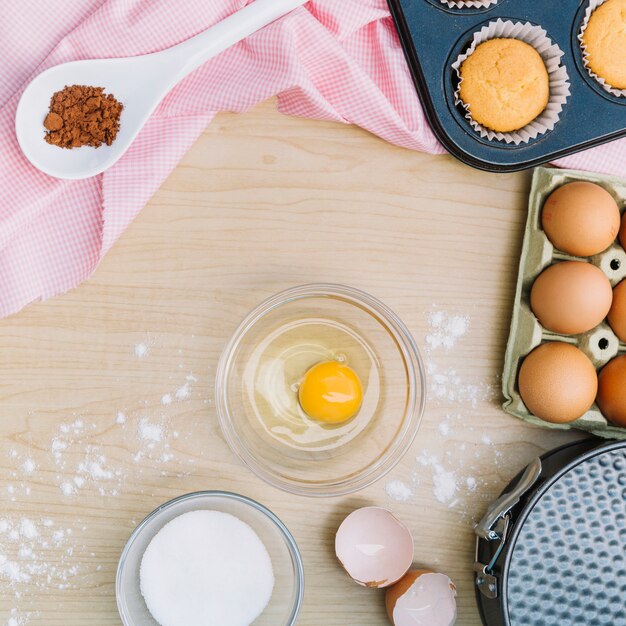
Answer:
423 308 494 408
425 311 469 350
20 460 35 475
384 308 502 518
138 419 163 444
175 382 190 400
385 480 414 502
134 342 149 358
2 340 206 625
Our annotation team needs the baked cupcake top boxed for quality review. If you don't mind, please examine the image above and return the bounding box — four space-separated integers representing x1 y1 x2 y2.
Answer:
459 38 550 133
582 0 626 90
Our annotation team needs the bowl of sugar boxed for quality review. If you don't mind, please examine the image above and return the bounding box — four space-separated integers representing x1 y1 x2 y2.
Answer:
116 491 304 626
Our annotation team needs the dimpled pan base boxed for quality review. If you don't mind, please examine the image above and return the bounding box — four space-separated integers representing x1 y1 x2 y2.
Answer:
505 447 626 626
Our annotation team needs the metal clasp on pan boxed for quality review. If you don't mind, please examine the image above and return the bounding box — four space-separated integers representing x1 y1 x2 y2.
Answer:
474 457 542 599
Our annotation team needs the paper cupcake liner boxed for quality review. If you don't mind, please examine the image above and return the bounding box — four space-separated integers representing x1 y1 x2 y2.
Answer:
438 0 498 8
452 20 571 145
578 0 626 98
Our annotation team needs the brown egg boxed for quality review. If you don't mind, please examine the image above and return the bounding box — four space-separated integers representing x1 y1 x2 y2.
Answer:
518 343 597 424
530 261 613 335
608 280 626 342
542 182 620 257
621 212 626 251
597 355 626 427
385 569 457 626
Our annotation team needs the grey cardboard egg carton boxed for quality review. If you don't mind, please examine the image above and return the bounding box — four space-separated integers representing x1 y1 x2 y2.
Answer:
503 167 626 439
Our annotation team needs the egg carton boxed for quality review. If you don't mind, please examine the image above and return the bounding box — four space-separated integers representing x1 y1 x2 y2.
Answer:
502 166 626 439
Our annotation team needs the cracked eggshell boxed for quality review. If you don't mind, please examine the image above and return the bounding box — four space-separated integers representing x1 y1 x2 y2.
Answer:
385 570 457 626
335 507 413 589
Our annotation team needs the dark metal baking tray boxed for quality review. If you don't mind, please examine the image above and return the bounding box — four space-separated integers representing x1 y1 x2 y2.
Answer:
387 0 626 172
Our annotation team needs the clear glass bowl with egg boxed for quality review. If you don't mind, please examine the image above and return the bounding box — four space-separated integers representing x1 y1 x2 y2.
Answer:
116 491 304 626
216 284 425 497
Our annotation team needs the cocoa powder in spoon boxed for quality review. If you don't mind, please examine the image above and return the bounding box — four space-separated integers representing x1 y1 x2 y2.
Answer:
43 85 123 149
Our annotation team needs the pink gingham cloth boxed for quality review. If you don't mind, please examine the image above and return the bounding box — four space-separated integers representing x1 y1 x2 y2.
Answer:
1 0 625 318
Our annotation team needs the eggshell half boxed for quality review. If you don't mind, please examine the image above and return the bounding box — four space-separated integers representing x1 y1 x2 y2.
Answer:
385 569 457 626
335 507 413 589
518 342 598 424
542 182 620 257
597 355 626 427
530 261 613 335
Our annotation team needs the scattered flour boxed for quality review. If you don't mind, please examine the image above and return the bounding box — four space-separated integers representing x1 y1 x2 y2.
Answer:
175 383 190 400
3 340 204 624
59 483 75 496
438 421 450 437
0 516 80 595
134 343 149 358
425 311 469 350
139 419 163 444
382 309 502 516
417 453 458 506
20 460 35 475
19 520 38 540
384 480 414 502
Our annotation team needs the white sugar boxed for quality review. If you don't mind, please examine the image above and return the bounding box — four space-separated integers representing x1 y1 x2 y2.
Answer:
161 394 172 405
140 511 274 626
116 411 127 425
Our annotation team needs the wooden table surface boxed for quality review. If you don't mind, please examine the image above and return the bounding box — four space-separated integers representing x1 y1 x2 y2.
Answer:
0 99 580 626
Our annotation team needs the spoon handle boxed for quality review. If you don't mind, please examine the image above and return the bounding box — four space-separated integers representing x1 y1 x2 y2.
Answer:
158 0 310 84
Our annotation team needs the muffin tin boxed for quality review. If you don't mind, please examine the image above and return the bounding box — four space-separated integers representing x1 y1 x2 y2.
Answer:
503 166 626 439
386 0 626 172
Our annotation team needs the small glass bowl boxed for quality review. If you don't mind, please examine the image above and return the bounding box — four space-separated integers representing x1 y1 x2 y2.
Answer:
216 284 425 497
116 491 304 626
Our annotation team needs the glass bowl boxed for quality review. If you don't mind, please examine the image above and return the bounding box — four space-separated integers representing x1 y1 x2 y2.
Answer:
116 491 304 626
216 284 425 497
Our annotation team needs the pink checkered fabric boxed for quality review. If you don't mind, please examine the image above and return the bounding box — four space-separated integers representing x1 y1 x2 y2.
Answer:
1 0 625 318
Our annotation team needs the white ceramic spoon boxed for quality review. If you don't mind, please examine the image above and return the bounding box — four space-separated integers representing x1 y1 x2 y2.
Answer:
15 0 309 180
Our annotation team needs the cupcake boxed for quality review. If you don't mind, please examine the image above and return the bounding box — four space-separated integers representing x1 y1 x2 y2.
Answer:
581 0 626 92
459 39 549 133
452 20 571 144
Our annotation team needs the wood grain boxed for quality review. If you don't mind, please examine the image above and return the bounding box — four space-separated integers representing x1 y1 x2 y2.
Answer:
0 99 579 626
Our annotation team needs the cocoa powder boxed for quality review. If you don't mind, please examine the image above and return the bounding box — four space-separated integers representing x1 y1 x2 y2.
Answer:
43 85 123 149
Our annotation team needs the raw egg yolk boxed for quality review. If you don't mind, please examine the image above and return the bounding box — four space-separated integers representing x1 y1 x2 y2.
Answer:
298 361 363 424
